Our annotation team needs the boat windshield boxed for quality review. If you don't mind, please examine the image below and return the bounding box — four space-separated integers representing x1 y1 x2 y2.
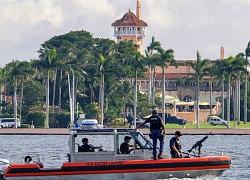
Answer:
131 132 152 149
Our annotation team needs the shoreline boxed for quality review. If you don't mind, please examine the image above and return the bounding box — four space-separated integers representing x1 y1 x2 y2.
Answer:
0 128 250 135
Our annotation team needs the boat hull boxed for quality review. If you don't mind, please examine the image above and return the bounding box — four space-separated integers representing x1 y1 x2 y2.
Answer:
4 156 231 180
4 169 227 180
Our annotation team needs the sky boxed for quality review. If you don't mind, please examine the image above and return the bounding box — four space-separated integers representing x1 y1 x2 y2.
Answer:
0 0 250 66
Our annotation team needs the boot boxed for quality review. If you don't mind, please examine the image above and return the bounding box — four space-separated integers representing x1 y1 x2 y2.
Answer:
153 154 157 160
158 153 164 159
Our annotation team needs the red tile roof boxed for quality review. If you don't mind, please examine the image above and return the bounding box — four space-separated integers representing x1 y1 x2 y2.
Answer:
111 10 148 27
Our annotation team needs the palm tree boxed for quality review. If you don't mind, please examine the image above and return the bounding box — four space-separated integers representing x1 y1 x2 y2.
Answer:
224 57 233 128
52 68 57 112
37 48 57 128
223 55 247 128
5 61 19 128
130 52 144 127
64 47 89 124
99 54 105 126
204 62 218 115
213 59 226 120
0 68 6 113
4 61 32 127
186 52 210 129
144 50 152 103
127 51 145 127
156 47 175 124
146 37 161 103
233 53 248 125
151 54 161 104
56 50 73 113
17 62 34 122
245 41 250 124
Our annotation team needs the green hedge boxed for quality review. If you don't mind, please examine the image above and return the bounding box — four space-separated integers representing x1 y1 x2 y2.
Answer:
49 112 71 128
0 114 20 118
20 124 30 128
26 112 46 127
25 112 72 128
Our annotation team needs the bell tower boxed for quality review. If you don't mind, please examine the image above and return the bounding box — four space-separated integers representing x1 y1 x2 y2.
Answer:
111 0 148 54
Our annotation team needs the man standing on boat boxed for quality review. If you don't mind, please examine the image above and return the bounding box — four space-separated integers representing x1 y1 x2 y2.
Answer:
135 110 165 160
170 131 183 158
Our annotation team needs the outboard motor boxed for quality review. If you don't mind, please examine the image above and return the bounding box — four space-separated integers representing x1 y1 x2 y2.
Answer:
0 158 10 179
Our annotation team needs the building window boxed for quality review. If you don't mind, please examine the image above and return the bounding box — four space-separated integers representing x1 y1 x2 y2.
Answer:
137 27 141 34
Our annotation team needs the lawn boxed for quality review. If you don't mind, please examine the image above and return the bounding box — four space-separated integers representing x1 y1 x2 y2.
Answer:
165 121 250 129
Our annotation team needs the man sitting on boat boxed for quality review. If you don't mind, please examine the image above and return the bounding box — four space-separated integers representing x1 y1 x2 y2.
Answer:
170 131 183 158
78 138 103 152
120 136 135 154
24 156 44 168
135 110 165 160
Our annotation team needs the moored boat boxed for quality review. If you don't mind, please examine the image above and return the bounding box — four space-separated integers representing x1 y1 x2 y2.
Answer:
2 128 231 180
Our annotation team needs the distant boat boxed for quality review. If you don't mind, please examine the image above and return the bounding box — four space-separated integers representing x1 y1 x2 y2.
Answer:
76 114 102 129
77 119 103 129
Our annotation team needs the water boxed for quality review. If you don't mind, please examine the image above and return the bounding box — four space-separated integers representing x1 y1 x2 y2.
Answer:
0 134 249 180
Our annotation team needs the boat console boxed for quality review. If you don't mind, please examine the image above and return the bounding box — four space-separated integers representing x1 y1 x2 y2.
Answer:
68 128 154 162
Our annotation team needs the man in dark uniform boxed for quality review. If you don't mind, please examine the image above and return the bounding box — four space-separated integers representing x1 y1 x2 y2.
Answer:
120 136 134 154
78 138 102 152
135 110 165 160
169 131 183 158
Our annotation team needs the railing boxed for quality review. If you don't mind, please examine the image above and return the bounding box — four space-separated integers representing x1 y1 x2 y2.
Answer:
114 31 145 36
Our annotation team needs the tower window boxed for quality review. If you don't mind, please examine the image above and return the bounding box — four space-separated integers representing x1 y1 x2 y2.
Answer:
137 27 141 34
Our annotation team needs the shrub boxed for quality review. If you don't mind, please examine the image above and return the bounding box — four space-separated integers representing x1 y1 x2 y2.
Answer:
54 112 70 128
20 124 30 128
85 103 99 119
0 114 20 118
112 118 125 126
49 112 71 128
26 112 46 127
56 112 71 128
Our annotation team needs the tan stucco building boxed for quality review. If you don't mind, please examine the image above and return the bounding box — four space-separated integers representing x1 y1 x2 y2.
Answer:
111 0 147 54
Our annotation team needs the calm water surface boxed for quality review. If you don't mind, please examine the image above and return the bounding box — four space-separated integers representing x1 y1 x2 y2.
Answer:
0 134 249 180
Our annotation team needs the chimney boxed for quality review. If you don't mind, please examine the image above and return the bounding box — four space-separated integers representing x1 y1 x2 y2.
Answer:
136 0 141 20
220 47 224 60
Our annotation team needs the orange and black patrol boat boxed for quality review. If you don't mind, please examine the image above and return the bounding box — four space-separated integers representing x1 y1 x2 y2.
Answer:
2 128 231 180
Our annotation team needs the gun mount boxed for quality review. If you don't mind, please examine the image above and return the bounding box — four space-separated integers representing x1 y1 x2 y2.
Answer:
187 135 209 156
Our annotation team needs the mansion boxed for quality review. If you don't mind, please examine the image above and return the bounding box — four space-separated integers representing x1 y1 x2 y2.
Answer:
112 1 225 122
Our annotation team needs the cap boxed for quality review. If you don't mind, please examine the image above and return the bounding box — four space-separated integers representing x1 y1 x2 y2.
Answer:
124 136 132 141
24 156 32 163
152 109 158 115
82 138 88 143
175 131 182 136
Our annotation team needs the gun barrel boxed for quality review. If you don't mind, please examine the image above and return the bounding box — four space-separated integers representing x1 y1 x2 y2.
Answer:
187 135 209 152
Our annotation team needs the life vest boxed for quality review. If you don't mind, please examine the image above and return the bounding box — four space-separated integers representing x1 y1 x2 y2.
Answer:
148 115 162 132
170 137 182 155
78 144 94 152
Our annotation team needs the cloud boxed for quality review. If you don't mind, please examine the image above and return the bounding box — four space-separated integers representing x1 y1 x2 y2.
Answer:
143 1 174 30
73 0 115 16
0 0 250 64
0 0 64 27
232 21 250 34
221 0 250 6
0 0 65 50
